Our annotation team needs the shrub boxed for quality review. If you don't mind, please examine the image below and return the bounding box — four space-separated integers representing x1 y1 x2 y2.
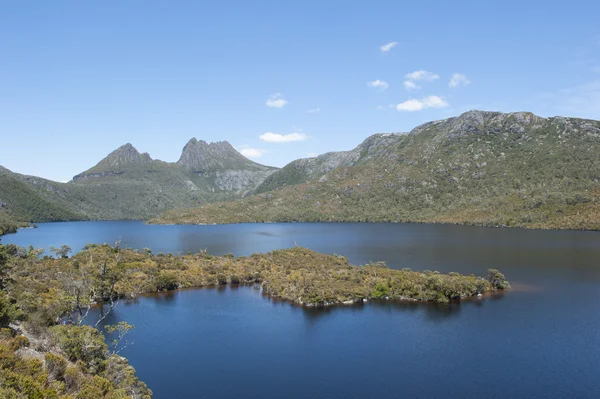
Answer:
49 325 107 372
45 353 67 381
371 283 390 299
155 272 178 291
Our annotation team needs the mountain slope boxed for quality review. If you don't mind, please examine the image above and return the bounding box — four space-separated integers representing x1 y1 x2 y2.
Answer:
68 140 277 219
254 133 404 194
1 139 279 227
153 111 600 230
73 143 154 179
0 167 86 235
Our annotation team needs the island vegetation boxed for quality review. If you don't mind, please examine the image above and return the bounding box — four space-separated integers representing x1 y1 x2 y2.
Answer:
0 241 508 397
0 214 23 237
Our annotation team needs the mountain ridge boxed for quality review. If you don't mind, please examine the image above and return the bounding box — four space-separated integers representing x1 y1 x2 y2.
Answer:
3 110 600 233
74 139 276 181
1 138 279 229
153 110 600 230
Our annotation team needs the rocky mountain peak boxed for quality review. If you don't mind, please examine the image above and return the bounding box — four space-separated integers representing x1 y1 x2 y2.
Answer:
177 138 268 172
410 110 546 138
72 143 154 180
101 143 153 168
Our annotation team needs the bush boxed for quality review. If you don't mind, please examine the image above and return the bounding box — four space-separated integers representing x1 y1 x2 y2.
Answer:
45 353 67 381
0 291 21 328
217 273 227 285
155 272 178 291
64 366 82 392
50 325 107 372
371 283 390 299
487 269 509 289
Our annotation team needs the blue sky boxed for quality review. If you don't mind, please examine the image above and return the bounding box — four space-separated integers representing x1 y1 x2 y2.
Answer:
1 1 599 182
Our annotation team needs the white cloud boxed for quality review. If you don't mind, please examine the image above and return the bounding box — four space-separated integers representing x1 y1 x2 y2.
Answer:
380 41 398 52
403 80 420 90
396 96 449 112
306 107 321 113
238 147 265 158
265 93 288 108
449 73 471 88
404 70 439 82
259 132 308 143
368 79 389 91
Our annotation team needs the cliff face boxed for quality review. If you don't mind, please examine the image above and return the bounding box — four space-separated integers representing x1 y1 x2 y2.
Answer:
177 139 272 172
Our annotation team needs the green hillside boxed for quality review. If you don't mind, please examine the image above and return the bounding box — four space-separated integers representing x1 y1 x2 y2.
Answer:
0 139 278 234
0 168 85 235
153 111 600 230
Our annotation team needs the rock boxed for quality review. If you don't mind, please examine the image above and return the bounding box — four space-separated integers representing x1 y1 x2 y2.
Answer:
15 347 44 362
177 139 273 173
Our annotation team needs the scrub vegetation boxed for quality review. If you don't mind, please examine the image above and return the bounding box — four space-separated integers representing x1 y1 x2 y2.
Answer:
0 242 508 395
0 244 151 398
153 111 600 230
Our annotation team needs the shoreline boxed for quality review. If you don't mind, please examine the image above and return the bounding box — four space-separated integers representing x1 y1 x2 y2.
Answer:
7 217 600 234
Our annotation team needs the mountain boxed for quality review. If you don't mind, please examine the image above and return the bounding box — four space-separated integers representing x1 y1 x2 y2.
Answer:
153 111 600 230
0 166 85 235
178 139 266 172
0 139 278 231
254 133 405 194
73 143 154 179
68 139 277 219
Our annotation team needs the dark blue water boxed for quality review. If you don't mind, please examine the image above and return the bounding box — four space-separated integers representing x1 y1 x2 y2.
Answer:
4 221 600 398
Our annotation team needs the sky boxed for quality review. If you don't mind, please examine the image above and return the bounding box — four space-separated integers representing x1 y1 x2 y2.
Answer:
1 0 599 182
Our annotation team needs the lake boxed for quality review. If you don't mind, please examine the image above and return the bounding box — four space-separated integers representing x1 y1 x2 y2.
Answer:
4 221 600 398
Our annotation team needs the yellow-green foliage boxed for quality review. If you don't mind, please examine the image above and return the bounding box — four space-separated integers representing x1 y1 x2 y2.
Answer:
0 243 153 398
45 353 67 381
8 244 508 309
0 243 508 399
0 332 152 399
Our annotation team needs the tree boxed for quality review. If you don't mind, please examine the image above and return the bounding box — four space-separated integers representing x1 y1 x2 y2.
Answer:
50 244 72 259
0 244 18 290
0 290 21 327
487 269 508 289
105 321 135 355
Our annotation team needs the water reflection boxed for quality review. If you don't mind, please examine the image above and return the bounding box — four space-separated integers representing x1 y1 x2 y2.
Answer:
7 221 600 399
87 285 508 330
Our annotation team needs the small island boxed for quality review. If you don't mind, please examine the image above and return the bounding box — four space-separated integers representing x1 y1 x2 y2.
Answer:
0 243 508 398
0 242 508 398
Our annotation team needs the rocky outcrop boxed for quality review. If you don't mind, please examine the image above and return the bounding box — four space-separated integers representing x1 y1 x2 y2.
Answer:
177 139 273 173
213 169 277 195
95 143 152 169
73 143 153 180
410 110 545 138
254 132 405 193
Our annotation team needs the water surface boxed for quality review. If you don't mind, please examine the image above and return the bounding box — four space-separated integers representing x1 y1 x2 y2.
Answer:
4 221 600 398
